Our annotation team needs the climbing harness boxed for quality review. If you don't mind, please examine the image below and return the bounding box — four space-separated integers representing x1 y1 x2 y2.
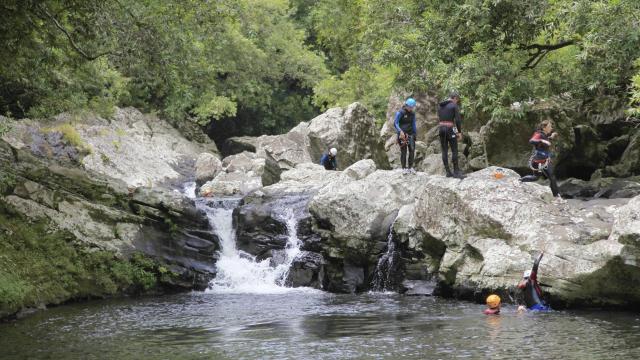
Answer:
398 133 409 148
528 150 550 172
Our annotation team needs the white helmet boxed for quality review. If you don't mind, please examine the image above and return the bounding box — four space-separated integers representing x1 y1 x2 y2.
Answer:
523 270 531 279
330 148 337 156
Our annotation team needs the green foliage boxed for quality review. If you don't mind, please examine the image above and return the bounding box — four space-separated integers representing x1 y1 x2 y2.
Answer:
45 123 84 148
629 59 640 118
1 0 327 135
314 65 397 119
0 201 169 317
297 0 640 125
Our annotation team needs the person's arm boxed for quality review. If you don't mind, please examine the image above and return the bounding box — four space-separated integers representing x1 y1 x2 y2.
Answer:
394 111 402 134
529 132 541 145
454 105 462 132
531 251 544 280
332 157 337 170
529 132 550 146
320 153 327 165
412 113 417 135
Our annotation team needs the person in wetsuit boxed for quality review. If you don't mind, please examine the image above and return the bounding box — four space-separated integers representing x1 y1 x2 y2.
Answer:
518 251 551 311
320 147 338 170
437 92 464 178
519 120 560 197
394 98 418 174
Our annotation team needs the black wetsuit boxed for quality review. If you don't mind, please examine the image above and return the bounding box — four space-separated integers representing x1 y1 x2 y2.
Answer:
520 130 559 196
519 253 550 311
437 100 462 175
394 106 417 169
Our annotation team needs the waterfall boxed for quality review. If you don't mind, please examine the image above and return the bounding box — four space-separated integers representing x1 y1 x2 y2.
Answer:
371 222 402 292
193 194 311 294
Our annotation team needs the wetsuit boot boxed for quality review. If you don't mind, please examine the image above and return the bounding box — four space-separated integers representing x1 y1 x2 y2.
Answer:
444 165 453 177
453 161 465 179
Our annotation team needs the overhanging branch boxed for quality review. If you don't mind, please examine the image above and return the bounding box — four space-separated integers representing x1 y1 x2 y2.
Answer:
37 4 112 61
521 40 575 70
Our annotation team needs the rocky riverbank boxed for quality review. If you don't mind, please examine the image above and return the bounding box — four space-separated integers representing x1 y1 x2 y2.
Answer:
2 100 639 319
0 108 219 319
203 99 639 308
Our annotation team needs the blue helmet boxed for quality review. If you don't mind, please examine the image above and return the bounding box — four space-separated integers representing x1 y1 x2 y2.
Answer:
405 98 417 108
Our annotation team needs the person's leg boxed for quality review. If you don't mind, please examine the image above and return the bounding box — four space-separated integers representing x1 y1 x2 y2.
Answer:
408 135 416 169
520 174 540 182
439 127 452 176
543 163 559 197
399 135 407 169
450 134 462 178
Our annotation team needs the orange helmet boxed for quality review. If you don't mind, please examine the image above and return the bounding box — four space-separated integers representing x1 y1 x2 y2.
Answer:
486 294 501 309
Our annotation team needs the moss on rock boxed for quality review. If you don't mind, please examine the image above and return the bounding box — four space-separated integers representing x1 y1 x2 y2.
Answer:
0 200 175 319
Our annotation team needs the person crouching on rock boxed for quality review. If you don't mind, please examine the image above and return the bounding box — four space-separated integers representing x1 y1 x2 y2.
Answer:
394 97 417 175
437 92 464 179
484 294 501 315
520 120 560 197
320 147 338 170
517 251 551 312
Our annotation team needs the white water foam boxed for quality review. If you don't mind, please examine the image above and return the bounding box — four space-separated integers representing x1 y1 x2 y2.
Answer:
198 197 317 295
183 181 197 200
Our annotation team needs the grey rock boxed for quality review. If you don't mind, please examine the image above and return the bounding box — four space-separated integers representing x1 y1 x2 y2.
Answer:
402 280 437 296
307 103 390 170
285 251 325 288
344 159 376 180
195 152 222 186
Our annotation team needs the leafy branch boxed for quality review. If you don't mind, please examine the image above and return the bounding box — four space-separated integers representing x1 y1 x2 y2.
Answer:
36 4 112 61
521 40 576 70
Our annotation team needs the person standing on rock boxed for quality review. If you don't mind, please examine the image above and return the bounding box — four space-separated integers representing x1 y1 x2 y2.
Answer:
517 251 551 311
519 120 560 197
437 92 464 178
320 147 338 170
394 98 418 174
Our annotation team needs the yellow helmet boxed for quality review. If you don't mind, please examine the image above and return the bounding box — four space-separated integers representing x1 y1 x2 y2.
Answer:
486 294 501 309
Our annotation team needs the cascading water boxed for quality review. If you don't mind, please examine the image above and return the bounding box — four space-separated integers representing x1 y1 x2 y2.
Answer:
371 222 403 292
190 191 311 294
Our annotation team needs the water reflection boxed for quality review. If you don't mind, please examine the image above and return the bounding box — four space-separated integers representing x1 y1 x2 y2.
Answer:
1 293 639 359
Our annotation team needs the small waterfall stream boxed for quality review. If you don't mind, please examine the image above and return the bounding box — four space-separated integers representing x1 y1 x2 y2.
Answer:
371 222 403 292
186 183 310 294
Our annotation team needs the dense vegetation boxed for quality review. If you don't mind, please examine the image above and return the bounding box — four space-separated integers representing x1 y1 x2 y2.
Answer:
1 0 639 138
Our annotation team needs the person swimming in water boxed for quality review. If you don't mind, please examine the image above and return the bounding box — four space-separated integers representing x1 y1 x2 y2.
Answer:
484 294 501 315
518 251 551 311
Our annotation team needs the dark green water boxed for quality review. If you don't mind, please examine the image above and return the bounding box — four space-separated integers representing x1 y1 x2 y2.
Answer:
1 292 639 359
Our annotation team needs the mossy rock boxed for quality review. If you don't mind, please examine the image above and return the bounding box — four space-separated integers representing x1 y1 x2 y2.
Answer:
0 200 175 319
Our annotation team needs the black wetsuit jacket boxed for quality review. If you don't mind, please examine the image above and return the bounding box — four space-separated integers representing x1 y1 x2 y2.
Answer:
437 100 462 131
519 253 546 309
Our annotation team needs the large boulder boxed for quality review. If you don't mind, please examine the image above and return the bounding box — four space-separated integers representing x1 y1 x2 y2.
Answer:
344 159 376 180
310 170 425 254
306 103 390 170
2 108 218 188
222 124 312 171
222 103 390 173
606 130 640 178
299 164 640 306
0 139 219 293
198 151 281 197
394 167 638 307
559 176 640 199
